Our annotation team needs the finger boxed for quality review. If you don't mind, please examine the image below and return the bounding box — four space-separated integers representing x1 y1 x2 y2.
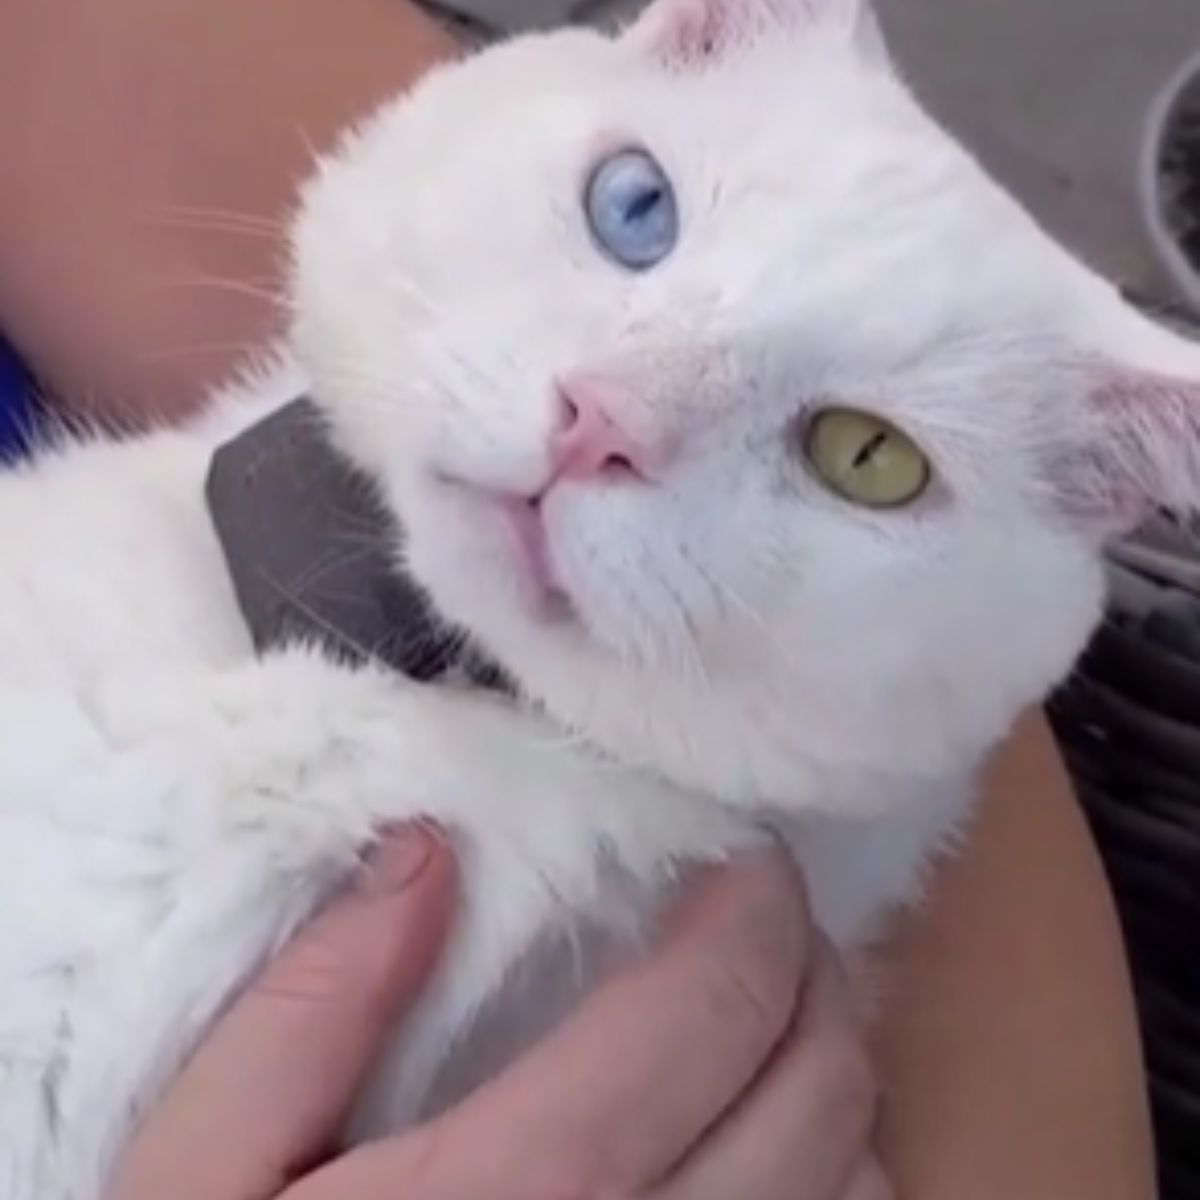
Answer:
109 827 456 1200
400 848 811 1199
654 937 877 1200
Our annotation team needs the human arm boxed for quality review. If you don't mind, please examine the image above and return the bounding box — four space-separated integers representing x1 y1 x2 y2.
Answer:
0 0 457 422
873 712 1156 1199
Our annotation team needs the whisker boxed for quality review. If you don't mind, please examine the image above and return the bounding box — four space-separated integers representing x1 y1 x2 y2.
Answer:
136 338 264 364
259 568 389 670
677 541 796 669
384 274 529 384
280 542 383 603
295 125 323 176
159 275 282 307
634 544 707 690
385 273 445 322
150 203 285 234
315 378 418 416
141 216 281 243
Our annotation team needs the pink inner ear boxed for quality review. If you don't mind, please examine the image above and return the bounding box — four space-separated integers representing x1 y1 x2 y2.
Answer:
628 0 885 71
629 0 824 65
1050 364 1200 536
1044 441 1152 537
636 0 724 63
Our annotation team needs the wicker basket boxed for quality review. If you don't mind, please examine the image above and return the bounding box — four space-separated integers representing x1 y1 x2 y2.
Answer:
1050 518 1200 1200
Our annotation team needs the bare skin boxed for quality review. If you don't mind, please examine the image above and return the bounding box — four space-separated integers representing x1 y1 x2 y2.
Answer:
2 3 1155 1197
875 713 1155 1200
0 0 457 421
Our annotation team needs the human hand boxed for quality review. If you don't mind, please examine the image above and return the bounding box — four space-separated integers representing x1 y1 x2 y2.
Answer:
108 829 888 1200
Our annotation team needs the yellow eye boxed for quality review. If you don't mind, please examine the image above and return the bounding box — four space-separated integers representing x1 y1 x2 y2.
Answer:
803 408 930 509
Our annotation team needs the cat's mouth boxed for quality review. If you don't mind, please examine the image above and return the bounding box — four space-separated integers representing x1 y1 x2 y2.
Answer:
493 493 576 622
432 472 577 625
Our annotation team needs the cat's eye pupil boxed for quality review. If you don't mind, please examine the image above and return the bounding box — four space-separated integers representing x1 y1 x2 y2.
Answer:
853 432 888 469
584 149 678 271
626 188 662 222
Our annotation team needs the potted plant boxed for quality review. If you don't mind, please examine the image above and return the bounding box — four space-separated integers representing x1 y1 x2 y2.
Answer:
1141 48 1200 313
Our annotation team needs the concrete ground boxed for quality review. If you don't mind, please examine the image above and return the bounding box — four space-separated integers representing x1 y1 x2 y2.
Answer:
439 0 1200 305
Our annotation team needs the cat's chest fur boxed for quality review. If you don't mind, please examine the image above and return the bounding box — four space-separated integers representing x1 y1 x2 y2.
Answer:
0 372 972 1200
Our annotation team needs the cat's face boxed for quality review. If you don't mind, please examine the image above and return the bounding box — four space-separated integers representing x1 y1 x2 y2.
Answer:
290 0 1200 807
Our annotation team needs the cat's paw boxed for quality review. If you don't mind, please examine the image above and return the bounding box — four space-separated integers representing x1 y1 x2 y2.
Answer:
200 647 757 880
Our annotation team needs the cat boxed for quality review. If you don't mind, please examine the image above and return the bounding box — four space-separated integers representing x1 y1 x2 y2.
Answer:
4 0 1200 1196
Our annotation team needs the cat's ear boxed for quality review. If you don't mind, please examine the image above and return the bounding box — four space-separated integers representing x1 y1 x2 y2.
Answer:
625 0 889 69
1052 308 1200 535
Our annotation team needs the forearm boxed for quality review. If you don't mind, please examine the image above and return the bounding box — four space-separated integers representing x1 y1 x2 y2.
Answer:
873 712 1155 1199
0 0 456 421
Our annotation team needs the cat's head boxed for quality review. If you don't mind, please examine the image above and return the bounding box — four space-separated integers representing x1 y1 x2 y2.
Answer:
289 0 1200 809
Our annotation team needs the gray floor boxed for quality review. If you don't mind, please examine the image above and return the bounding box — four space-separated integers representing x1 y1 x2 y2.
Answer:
444 0 1200 305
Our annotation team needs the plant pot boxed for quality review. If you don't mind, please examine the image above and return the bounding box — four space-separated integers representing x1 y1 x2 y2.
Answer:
1140 48 1200 313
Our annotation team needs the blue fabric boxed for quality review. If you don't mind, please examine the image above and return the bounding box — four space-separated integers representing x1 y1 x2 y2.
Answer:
0 334 36 458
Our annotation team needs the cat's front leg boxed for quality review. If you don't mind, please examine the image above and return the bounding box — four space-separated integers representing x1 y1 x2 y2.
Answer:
0 647 755 1200
201 649 761 1135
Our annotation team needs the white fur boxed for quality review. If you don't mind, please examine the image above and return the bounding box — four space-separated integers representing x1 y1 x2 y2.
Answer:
4 2 1200 1196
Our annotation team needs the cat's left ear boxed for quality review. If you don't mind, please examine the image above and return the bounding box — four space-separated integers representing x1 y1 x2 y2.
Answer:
1055 305 1200 535
625 0 891 70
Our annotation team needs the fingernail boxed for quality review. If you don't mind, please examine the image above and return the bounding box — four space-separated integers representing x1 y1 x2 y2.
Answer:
359 826 438 896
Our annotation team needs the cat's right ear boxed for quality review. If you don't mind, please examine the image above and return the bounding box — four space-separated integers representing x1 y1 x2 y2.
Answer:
624 0 889 70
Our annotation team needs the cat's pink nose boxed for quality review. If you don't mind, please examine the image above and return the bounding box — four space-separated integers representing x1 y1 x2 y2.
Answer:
548 376 654 484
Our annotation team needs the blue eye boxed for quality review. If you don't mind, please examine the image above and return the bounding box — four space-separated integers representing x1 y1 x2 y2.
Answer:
584 149 678 271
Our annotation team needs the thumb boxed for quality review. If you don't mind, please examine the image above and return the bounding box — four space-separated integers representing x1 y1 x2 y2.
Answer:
109 826 457 1200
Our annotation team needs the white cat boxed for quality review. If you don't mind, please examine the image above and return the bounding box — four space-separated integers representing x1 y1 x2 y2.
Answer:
3 0 1199 1195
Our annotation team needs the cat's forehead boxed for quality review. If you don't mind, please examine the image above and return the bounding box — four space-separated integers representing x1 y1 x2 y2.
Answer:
422 27 1032 270
443 25 919 166
318 14 1083 368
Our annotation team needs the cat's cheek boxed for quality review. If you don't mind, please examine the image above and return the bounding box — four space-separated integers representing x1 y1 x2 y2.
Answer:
535 506 638 653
